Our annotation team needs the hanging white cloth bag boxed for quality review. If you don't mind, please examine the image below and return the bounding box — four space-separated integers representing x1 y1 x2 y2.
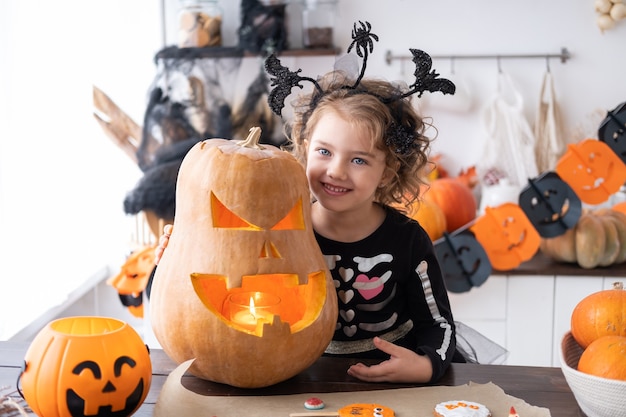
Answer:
477 71 538 188
534 70 567 173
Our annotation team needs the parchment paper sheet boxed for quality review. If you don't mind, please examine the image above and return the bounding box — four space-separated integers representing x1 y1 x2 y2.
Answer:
155 359 552 417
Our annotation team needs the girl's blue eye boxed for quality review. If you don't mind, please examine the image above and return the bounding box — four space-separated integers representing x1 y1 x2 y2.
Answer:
353 158 366 165
318 148 330 156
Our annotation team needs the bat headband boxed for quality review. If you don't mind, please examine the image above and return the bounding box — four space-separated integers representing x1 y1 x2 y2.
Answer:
264 21 456 155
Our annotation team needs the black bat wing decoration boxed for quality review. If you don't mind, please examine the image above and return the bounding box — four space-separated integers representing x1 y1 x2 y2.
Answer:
407 48 456 97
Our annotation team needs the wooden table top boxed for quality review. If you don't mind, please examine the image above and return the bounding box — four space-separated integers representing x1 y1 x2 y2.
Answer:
0 341 585 417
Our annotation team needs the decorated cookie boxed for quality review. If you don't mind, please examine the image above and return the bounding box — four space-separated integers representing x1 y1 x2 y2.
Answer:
433 400 491 417
338 403 394 417
304 397 325 410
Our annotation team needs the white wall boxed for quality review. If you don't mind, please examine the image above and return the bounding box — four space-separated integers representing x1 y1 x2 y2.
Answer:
0 1 163 339
1 0 625 339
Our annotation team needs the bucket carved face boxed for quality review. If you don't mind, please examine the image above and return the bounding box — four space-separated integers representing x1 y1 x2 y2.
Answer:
20 316 152 417
150 128 338 388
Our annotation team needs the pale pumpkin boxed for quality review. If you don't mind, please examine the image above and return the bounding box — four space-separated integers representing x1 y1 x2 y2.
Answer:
598 208 626 264
150 127 338 388
577 335 626 381
571 281 626 348
539 210 626 268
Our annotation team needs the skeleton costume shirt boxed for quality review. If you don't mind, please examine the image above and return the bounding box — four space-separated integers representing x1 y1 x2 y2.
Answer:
318 205 457 383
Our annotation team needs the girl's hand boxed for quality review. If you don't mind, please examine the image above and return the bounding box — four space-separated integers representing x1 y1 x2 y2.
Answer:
154 224 173 265
346 337 433 383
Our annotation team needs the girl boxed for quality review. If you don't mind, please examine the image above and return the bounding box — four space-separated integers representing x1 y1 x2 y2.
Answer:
156 21 462 384
284 71 460 384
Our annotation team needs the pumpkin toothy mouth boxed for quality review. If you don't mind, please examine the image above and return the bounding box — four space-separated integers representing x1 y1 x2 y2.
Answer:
66 379 144 417
191 271 328 333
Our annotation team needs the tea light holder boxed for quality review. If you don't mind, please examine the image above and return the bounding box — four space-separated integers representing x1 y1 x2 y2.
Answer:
228 291 281 331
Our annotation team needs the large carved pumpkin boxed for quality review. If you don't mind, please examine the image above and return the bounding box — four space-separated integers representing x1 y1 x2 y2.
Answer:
571 281 626 348
150 127 338 388
20 316 151 417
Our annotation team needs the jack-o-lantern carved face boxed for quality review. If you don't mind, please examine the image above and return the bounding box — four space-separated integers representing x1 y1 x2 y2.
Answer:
20 316 152 417
150 128 338 388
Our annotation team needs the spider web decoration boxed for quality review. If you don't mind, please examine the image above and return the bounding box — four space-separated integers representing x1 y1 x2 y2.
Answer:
123 45 286 222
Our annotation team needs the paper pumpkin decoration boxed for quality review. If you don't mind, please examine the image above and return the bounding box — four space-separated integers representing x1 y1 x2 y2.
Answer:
19 316 151 417
518 172 582 238
555 139 626 205
107 244 156 318
434 231 492 293
471 203 540 271
150 127 338 388
598 101 626 164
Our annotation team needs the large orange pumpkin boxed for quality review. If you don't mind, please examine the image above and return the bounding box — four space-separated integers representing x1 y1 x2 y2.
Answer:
150 127 338 388
406 199 447 241
571 281 626 348
20 316 151 417
422 178 477 232
577 335 626 381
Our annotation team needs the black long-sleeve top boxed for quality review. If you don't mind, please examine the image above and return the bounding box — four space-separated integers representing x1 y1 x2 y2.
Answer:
316 205 457 383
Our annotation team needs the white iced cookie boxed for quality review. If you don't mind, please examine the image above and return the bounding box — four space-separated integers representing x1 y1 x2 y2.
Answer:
433 400 491 417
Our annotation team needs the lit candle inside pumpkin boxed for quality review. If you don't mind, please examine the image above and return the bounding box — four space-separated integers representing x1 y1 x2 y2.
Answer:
228 292 280 331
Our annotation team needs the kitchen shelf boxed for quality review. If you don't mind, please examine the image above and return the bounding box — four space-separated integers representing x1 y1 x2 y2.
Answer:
155 46 340 61
495 250 626 277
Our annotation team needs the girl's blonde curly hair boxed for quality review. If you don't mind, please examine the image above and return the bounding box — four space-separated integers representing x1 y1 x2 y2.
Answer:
284 71 435 212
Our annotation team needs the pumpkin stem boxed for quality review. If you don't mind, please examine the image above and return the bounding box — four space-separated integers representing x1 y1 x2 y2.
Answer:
238 127 264 150
613 281 624 290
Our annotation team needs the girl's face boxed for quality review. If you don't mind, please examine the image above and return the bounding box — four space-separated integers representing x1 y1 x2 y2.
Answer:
305 111 392 215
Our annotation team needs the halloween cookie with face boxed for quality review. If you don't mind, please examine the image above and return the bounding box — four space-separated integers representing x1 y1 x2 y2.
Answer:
338 403 394 417
433 400 491 417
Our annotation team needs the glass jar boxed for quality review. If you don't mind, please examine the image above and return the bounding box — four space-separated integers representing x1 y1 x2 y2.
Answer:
302 0 337 49
178 0 223 48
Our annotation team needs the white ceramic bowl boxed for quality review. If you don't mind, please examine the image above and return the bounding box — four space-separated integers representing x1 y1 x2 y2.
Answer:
560 331 626 417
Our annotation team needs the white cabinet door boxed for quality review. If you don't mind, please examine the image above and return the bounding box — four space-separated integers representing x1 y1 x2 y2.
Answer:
506 275 555 366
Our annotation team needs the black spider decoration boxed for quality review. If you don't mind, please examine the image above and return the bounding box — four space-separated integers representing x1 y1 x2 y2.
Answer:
346 21 379 89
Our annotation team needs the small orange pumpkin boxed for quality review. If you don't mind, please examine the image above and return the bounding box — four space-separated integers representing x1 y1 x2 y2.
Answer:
577 335 626 381
571 281 626 348
150 127 338 388
421 178 477 232
406 199 447 241
20 316 151 417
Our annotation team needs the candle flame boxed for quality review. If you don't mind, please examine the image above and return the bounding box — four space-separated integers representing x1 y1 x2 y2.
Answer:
249 296 256 317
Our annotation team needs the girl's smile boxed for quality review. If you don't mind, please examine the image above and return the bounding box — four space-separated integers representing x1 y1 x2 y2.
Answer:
305 112 391 216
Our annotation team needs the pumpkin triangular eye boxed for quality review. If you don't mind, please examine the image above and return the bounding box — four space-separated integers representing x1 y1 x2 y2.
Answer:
211 192 261 230
271 197 305 230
